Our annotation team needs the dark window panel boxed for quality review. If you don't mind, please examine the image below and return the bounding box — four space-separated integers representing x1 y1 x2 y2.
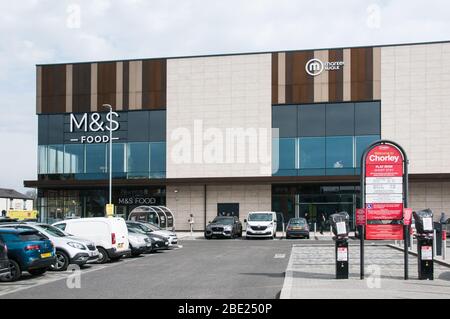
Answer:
325 103 354 136
48 115 64 144
38 115 49 145
298 104 326 137
355 101 380 135
149 110 166 142
272 105 297 138
128 111 149 142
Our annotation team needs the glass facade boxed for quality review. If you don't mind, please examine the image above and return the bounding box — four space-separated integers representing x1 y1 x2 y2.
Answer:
37 188 166 224
272 184 361 231
272 101 381 176
38 142 166 180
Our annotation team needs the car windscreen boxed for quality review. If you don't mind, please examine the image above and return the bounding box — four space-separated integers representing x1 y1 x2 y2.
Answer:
144 223 161 231
212 218 234 225
38 224 68 237
128 223 152 232
248 214 273 222
289 219 307 225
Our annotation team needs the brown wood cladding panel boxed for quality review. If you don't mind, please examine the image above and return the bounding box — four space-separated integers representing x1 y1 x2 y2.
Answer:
122 61 129 110
72 63 91 113
351 47 373 101
97 62 116 109
328 49 343 102
41 65 66 113
285 51 314 104
272 53 278 104
142 59 166 109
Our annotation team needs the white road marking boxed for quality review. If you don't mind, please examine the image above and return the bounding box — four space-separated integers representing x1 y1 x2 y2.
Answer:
0 246 184 297
274 254 286 259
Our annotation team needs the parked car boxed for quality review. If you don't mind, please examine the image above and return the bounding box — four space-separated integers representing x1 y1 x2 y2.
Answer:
127 227 153 256
139 222 178 246
204 216 242 239
53 217 130 264
286 218 310 239
245 211 277 239
126 221 169 250
0 228 55 281
0 223 99 271
0 238 10 279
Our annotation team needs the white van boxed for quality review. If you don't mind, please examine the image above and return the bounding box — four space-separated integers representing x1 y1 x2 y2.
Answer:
52 217 131 263
245 211 278 239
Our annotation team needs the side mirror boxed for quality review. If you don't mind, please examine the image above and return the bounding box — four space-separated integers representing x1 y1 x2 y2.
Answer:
208 221 211 224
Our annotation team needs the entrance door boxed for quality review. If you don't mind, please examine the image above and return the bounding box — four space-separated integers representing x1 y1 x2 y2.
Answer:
217 203 239 218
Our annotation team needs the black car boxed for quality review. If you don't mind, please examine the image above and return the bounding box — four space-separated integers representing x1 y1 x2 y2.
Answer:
126 222 169 251
286 218 310 239
0 238 9 279
205 216 243 239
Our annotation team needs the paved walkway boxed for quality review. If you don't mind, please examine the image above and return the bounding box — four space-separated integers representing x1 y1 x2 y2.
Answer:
280 243 450 299
177 231 337 240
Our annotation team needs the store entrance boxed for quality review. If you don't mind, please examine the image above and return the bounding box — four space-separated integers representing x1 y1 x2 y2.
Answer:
298 202 354 233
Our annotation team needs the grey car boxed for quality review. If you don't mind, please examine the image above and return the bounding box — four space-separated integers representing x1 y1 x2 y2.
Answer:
205 216 243 239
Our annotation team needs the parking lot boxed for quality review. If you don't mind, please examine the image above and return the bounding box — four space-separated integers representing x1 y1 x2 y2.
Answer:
0 239 294 299
1 236 449 299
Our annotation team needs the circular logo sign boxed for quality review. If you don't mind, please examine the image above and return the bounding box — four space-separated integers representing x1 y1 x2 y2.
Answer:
305 58 324 76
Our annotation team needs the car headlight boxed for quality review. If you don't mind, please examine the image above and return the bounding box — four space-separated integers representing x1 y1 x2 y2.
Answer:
67 242 86 250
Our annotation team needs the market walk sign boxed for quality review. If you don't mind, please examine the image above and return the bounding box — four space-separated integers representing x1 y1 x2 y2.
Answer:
68 112 120 143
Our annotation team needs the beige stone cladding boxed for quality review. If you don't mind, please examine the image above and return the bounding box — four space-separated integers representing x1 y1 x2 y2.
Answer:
409 182 450 221
166 54 272 179
166 184 271 231
381 43 450 174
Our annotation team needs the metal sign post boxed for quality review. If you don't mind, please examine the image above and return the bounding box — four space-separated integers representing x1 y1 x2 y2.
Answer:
360 140 409 280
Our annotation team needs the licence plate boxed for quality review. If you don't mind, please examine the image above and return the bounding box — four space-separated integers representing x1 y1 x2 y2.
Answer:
118 243 124 248
213 232 222 234
41 252 52 258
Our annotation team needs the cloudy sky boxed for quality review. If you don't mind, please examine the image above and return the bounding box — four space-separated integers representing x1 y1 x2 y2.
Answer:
1 0 449 193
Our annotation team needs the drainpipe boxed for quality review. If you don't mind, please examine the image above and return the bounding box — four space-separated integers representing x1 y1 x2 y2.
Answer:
204 184 207 231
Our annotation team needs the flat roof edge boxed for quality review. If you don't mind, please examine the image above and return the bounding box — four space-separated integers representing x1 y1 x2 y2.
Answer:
35 39 450 67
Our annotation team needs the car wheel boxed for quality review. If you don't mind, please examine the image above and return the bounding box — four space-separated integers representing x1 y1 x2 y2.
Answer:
96 247 110 264
51 250 70 271
1 260 21 282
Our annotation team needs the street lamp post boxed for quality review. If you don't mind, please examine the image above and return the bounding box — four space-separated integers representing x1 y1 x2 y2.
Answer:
102 104 113 209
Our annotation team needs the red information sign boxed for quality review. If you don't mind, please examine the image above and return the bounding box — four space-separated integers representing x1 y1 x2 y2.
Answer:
364 144 405 240
366 224 404 240
356 209 366 226
403 208 413 226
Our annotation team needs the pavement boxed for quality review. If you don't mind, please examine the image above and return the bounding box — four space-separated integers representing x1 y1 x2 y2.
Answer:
280 242 450 299
177 230 337 240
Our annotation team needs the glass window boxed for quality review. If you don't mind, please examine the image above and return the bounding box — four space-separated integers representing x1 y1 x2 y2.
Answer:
150 142 166 174
355 102 381 135
64 144 84 174
355 135 380 167
298 104 326 137
272 138 296 176
326 136 354 168
85 144 106 173
107 143 126 173
326 103 355 136
48 145 64 174
38 145 47 174
127 142 149 177
272 105 297 137
299 137 325 169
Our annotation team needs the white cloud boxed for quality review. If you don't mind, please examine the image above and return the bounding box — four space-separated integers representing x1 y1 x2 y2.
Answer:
0 0 450 192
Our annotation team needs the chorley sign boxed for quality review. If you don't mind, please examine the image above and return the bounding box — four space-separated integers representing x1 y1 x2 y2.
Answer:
305 58 345 76
69 112 120 143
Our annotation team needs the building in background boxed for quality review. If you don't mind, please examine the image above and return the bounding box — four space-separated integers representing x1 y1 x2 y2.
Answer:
0 188 34 216
25 40 450 230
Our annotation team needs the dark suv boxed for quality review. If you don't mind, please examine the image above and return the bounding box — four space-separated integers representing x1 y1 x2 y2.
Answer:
0 238 9 278
205 216 243 239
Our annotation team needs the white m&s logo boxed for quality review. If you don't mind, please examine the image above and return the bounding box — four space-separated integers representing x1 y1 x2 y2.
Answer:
305 58 324 76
